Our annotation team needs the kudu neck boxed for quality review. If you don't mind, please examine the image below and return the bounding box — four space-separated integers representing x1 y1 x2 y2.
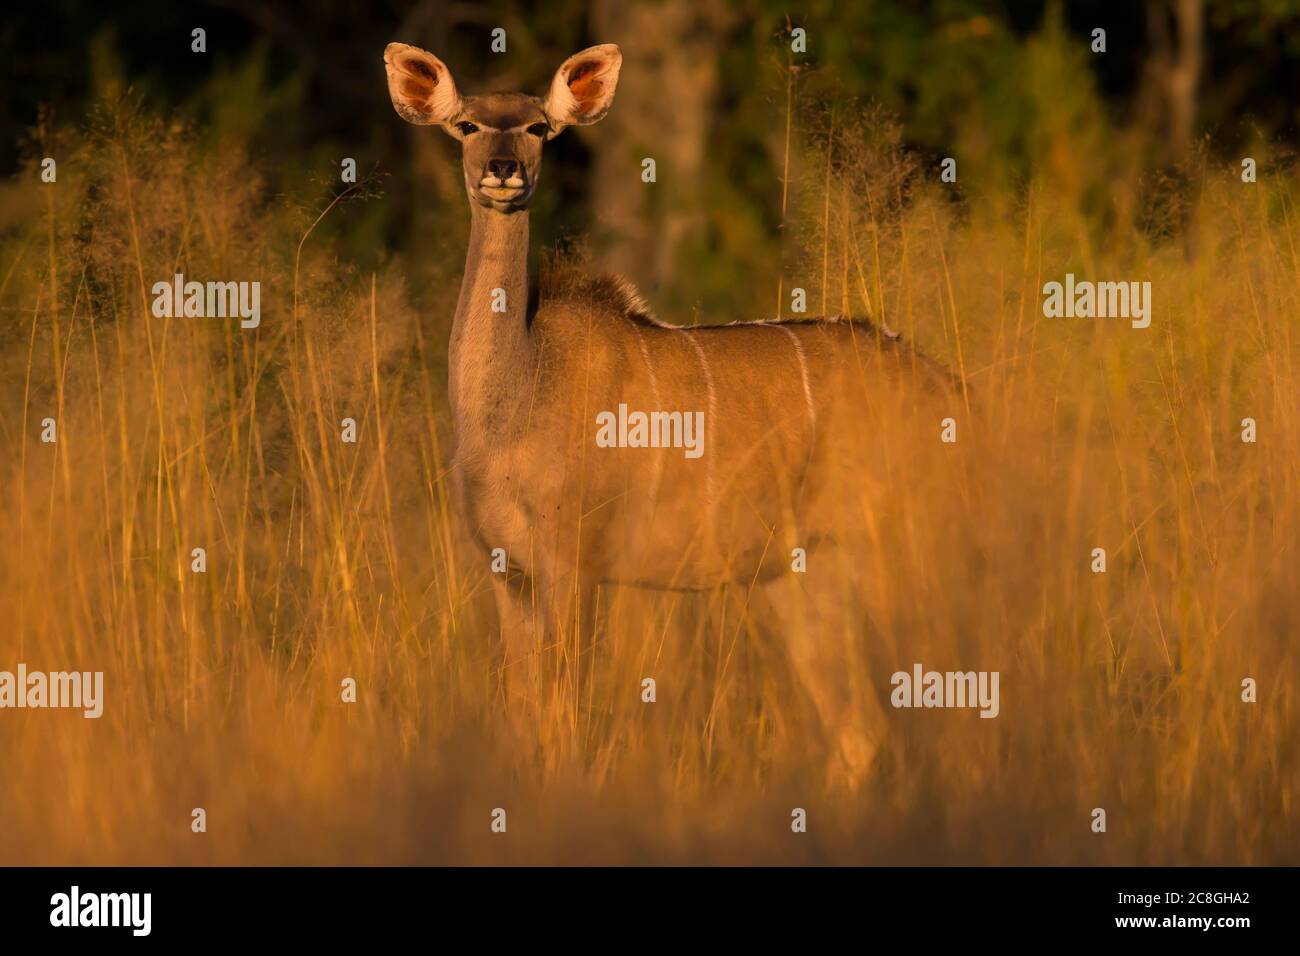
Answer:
448 201 535 433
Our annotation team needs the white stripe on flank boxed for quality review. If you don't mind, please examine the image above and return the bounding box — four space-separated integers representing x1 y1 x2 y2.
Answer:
774 324 817 431
630 323 661 398
680 330 716 507
629 323 665 515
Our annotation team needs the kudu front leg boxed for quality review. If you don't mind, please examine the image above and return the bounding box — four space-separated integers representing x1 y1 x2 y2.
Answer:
491 572 544 736
490 560 596 747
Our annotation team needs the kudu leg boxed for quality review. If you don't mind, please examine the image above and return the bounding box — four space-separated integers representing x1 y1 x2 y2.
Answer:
761 570 886 790
491 559 597 748
491 572 544 735
535 560 598 707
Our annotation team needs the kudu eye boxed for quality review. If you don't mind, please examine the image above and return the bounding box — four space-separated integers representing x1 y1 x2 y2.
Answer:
455 121 479 136
526 123 550 138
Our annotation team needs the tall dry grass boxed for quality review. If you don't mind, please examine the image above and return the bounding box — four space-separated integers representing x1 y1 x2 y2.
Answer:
0 96 1296 865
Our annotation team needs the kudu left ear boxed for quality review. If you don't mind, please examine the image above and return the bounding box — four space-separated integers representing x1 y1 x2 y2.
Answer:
543 44 622 133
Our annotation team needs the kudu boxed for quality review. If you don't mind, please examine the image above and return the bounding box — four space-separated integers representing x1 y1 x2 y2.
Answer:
384 41 959 784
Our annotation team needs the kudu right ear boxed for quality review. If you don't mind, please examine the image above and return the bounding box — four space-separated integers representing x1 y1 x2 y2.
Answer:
384 42 463 126
543 44 622 132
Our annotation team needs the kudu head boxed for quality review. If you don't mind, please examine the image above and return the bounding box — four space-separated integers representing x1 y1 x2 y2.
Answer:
384 42 622 214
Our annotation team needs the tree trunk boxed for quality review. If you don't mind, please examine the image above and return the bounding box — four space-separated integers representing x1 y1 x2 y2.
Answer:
588 0 734 298
1141 0 1204 160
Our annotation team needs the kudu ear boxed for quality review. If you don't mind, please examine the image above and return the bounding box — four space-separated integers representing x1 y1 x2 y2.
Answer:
543 44 622 132
384 42 462 126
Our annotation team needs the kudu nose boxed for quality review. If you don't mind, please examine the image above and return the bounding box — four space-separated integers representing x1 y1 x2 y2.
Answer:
486 158 520 182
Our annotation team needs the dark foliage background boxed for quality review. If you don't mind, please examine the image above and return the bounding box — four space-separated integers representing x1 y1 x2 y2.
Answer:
6 1 1300 317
